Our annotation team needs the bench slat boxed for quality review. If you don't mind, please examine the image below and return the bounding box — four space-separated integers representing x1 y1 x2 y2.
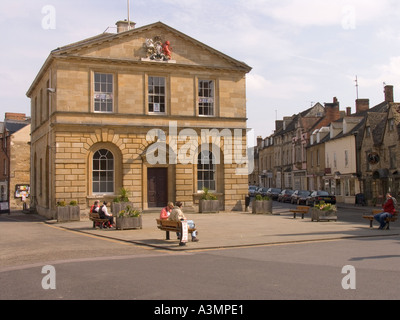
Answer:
363 210 398 228
156 219 196 233
290 206 310 219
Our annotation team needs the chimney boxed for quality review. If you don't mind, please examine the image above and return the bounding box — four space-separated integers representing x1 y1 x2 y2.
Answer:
257 136 263 148
346 107 352 116
355 99 369 114
116 20 136 33
323 97 341 124
275 120 283 132
5 113 27 121
384 85 394 103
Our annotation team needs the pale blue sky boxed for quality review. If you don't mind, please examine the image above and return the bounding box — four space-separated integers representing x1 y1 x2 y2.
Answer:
1 0 400 142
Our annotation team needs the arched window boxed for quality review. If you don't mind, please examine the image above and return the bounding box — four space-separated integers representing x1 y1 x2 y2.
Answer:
93 149 114 194
197 151 216 191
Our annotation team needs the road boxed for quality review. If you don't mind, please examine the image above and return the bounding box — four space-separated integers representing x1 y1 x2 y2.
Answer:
1 204 400 305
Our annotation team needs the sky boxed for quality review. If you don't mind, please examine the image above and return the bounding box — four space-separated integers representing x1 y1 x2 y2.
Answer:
2 0 400 145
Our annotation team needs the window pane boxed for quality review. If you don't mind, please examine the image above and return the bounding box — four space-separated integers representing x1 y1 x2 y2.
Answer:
94 73 113 113
93 149 114 194
197 151 216 191
198 80 214 116
148 76 166 113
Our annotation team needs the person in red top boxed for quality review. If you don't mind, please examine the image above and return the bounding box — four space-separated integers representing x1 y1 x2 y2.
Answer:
160 202 174 220
374 193 397 229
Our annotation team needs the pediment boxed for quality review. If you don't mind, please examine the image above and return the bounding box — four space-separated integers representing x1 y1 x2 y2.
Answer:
53 22 251 72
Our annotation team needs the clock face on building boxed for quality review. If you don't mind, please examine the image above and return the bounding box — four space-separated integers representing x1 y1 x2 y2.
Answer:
368 152 380 165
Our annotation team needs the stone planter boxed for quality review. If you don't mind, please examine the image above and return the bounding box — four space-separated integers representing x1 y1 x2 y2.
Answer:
116 216 143 230
252 200 273 214
199 199 220 213
69 205 81 222
57 206 70 223
311 208 337 222
57 205 80 222
111 202 133 216
263 200 273 214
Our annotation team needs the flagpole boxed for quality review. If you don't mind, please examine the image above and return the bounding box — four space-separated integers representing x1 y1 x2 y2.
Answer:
127 0 131 30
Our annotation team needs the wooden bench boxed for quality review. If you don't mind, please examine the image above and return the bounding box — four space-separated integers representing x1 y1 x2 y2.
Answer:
290 206 311 219
363 209 398 229
89 212 110 229
156 219 196 240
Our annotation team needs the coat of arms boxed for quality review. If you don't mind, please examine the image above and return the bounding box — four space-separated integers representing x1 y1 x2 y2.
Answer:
144 36 172 61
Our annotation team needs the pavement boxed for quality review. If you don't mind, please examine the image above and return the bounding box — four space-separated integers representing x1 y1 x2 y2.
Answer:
39 203 399 251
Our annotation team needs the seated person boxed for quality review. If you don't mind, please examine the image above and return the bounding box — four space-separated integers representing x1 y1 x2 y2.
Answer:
374 193 397 230
160 202 174 220
90 200 100 214
169 201 199 242
99 201 114 228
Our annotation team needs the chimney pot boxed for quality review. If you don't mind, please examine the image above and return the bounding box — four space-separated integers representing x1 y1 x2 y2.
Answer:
346 107 352 116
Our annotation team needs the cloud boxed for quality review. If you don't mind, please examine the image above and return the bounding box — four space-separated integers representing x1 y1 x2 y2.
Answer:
247 73 314 100
243 0 394 28
357 56 400 89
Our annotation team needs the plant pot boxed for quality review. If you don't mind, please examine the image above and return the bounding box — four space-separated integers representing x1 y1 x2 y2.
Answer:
69 205 80 222
252 200 273 214
263 200 273 214
57 206 70 222
311 208 337 222
111 202 133 215
57 205 81 222
116 216 142 230
199 200 219 213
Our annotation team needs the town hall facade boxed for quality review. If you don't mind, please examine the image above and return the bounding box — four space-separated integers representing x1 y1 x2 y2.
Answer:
27 21 252 218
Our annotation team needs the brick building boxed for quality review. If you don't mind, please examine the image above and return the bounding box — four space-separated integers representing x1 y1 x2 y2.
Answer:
26 21 252 218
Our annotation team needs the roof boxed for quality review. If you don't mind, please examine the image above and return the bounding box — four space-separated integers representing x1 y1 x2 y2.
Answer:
27 21 252 97
4 121 30 135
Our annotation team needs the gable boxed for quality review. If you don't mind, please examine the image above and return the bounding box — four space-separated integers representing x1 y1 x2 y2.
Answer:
53 22 251 72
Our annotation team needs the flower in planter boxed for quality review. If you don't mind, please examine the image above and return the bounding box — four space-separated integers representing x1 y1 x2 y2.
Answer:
113 187 130 203
255 194 271 201
201 187 218 200
314 201 337 212
118 205 141 218
56 201 67 207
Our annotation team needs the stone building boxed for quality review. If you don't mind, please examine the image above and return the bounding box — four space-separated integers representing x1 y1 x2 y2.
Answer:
26 21 252 218
359 86 400 203
307 126 329 191
0 113 31 211
269 100 341 190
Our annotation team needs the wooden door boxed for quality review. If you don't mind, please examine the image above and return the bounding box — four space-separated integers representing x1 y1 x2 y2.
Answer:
147 168 168 208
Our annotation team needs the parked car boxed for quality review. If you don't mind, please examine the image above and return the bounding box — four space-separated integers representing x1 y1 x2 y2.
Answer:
291 190 311 205
266 188 282 200
278 189 294 203
306 190 336 206
248 185 258 197
256 187 269 197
